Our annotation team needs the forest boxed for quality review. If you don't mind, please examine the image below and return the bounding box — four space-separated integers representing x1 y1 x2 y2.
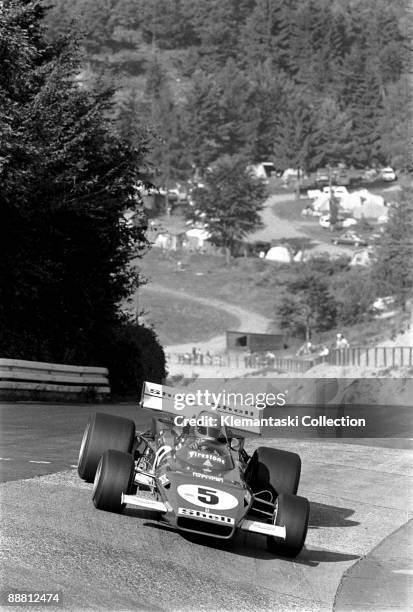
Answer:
43 0 412 188
1 0 412 387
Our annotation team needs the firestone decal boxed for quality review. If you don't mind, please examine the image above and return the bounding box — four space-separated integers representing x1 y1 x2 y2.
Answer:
188 450 225 464
192 471 224 483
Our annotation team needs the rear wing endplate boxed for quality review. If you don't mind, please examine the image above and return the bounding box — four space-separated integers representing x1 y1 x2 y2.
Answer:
139 381 261 437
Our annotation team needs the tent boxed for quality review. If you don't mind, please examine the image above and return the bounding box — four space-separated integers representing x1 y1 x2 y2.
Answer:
339 190 386 219
185 228 211 249
312 188 387 219
265 246 292 263
312 192 331 213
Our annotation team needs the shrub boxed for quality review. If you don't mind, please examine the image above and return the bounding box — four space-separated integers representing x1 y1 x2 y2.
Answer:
105 323 166 397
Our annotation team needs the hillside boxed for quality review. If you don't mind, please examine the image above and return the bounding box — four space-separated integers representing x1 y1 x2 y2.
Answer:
43 0 412 187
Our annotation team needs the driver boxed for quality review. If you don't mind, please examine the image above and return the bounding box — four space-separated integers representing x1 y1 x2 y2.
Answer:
196 411 223 441
188 411 228 457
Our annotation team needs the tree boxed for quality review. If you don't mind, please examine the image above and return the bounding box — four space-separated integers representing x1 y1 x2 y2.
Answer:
240 0 291 71
278 267 337 341
380 74 413 170
372 189 413 312
332 268 378 325
188 156 265 263
183 68 223 172
0 0 166 388
272 83 317 198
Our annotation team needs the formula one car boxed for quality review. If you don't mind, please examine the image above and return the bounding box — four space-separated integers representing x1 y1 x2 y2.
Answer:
78 382 310 557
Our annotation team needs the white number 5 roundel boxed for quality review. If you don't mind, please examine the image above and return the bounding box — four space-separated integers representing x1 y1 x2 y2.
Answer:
177 484 238 510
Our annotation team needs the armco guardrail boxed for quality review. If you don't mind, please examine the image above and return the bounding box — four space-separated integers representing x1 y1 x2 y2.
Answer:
0 358 110 400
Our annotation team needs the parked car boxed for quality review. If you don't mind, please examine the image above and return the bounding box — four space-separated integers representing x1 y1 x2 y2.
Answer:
361 168 379 181
331 169 351 186
322 186 349 197
331 231 368 246
319 215 357 229
315 168 330 185
381 167 397 181
369 296 396 317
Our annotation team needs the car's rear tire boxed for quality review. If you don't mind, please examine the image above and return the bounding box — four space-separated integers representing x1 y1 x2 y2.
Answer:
267 493 310 558
92 450 135 513
78 412 135 482
246 447 301 499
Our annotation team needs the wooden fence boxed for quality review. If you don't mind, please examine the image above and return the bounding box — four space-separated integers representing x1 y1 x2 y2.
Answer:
327 346 413 369
169 345 413 374
170 352 318 373
0 358 110 400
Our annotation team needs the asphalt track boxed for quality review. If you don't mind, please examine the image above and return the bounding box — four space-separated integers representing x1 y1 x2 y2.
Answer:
1 403 412 611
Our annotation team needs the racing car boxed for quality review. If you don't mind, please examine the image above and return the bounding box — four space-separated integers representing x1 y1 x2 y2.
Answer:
78 382 310 557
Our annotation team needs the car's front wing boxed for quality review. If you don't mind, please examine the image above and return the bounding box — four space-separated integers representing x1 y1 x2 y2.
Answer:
121 493 286 540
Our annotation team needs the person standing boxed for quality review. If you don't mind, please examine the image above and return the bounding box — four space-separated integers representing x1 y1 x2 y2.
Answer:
336 333 349 349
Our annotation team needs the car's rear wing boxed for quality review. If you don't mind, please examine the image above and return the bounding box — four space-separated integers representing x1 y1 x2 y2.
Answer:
139 381 261 437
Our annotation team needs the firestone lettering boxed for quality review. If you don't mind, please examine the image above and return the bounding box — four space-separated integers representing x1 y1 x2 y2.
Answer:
188 450 225 464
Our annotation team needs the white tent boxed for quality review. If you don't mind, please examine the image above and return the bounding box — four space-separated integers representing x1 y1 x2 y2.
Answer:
312 192 331 213
339 190 386 219
313 188 387 219
185 228 211 248
265 246 292 263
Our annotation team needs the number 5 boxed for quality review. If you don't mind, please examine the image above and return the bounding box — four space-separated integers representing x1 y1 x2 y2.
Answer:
197 487 219 505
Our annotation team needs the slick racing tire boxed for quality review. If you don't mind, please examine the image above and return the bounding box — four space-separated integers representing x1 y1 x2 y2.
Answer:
267 493 310 558
246 447 301 500
78 412 135 482
92 450 135 513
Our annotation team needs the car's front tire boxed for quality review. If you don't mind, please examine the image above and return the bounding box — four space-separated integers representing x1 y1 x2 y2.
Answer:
267 493 310 558
246 447 301 499
78 412 135 482
92 450 135 513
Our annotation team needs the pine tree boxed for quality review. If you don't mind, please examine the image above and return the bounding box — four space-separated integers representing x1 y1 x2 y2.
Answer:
372 189 413 312
272 83 317 195
240 0 291 71
0 0 165 388
183 68 222 172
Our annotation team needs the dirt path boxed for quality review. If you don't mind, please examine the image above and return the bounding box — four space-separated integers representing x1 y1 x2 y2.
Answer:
143 284 271 355
249 193 354 256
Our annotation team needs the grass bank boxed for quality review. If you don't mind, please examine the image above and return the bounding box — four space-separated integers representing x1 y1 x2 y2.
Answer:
138 286 239 346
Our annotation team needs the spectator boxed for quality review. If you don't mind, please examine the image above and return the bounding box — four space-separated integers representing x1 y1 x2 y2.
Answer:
206 350 213 365
265 351 275 366
296 341 313 356
319 345 329 358
336 333 349 349
244 349 252 367
192 347 197 363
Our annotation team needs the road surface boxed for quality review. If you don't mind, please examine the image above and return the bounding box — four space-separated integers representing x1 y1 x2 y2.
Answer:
1 403 411 611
